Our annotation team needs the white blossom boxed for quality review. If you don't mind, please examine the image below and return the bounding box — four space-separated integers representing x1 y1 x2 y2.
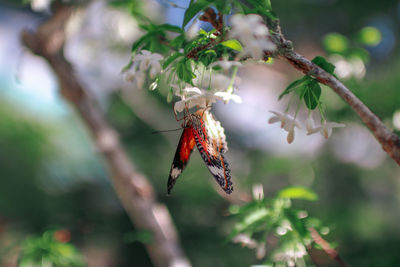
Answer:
252 184 264 201
124 50 163 89
214 91 242 104
232 234 257 249
269 111 301 144
174 86 241 113
134 50 163 78
306 115 345 139
174 87 215 113
229 14 276 60
31 0 51 11
230 14 268 40
239 38 276 60
274 243 307 267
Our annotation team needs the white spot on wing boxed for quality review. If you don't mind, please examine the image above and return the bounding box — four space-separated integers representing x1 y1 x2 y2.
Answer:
208 165 223 177
171 167 182 179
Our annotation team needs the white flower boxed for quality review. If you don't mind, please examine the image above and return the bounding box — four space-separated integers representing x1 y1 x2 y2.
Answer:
306 115 345 139
239 38 276 60
123 63 146 89
31 0 50 11
274 243 307 267
174 87 215 113
134 50 163 78
229 14 276 60
230 14 268 40
269 111 301 144
124 50 164 89
214 91 242 104
252 184 264 201
232 234 257 249
174 86 241 113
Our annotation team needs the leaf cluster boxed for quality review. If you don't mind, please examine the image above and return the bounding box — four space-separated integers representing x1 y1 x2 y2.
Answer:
279 56 336 110
228 186 330 265
183 0 275 28
18 230 86 267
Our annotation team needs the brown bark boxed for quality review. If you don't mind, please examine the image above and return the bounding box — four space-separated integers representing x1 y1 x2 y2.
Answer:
21 3 191 267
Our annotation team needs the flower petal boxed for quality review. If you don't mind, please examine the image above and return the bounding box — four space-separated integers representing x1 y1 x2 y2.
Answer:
287 128 295 144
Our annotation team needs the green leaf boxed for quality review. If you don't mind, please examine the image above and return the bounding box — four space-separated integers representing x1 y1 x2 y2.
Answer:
182 0 210 28
278 187 318 201
167 87 174 103
228 207 270 239
220 40 243 51
215 0 232 14
279 76 308 100
284 209 308 238
245 0 274 18
176 59 196 84
163 52 183 69
303 80 321 110
131 33 151 52
158 24 184 33
311 56 336 75
170 34 185 48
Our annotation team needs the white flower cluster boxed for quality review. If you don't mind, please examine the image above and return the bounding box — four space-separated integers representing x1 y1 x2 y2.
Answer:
174 86 242 113
229 14 276 60
124 50 163 89
174 61 242 113
274 242 307 267
269 111 345 143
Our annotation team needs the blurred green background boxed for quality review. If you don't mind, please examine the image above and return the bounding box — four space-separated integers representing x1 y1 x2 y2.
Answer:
0 0 400 266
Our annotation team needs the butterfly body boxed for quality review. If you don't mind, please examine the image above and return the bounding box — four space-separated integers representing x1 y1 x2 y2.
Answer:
168 109 233 194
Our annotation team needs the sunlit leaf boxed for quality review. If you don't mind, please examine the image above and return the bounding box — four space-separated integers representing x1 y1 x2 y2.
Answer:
220 40 243 51
278 187 318 201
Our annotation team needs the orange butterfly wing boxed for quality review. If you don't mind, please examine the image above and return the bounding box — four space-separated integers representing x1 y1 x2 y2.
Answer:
167 127 196 194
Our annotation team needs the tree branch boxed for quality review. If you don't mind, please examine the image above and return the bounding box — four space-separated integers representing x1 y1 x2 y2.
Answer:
268 20 400 165
308 227 351 267
21 3 191 267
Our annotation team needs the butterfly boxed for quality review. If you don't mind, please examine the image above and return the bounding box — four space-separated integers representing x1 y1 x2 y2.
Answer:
167 108 233 194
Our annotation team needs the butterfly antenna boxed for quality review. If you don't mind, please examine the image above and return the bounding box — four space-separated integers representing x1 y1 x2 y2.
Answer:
152 127 185 134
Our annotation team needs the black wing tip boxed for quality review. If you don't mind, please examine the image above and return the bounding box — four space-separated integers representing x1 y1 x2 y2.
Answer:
167 176 175 195
224 186 233 195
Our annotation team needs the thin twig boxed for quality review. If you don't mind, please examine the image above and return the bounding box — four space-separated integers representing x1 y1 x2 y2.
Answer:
309 227 351 267
20 3 191 267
